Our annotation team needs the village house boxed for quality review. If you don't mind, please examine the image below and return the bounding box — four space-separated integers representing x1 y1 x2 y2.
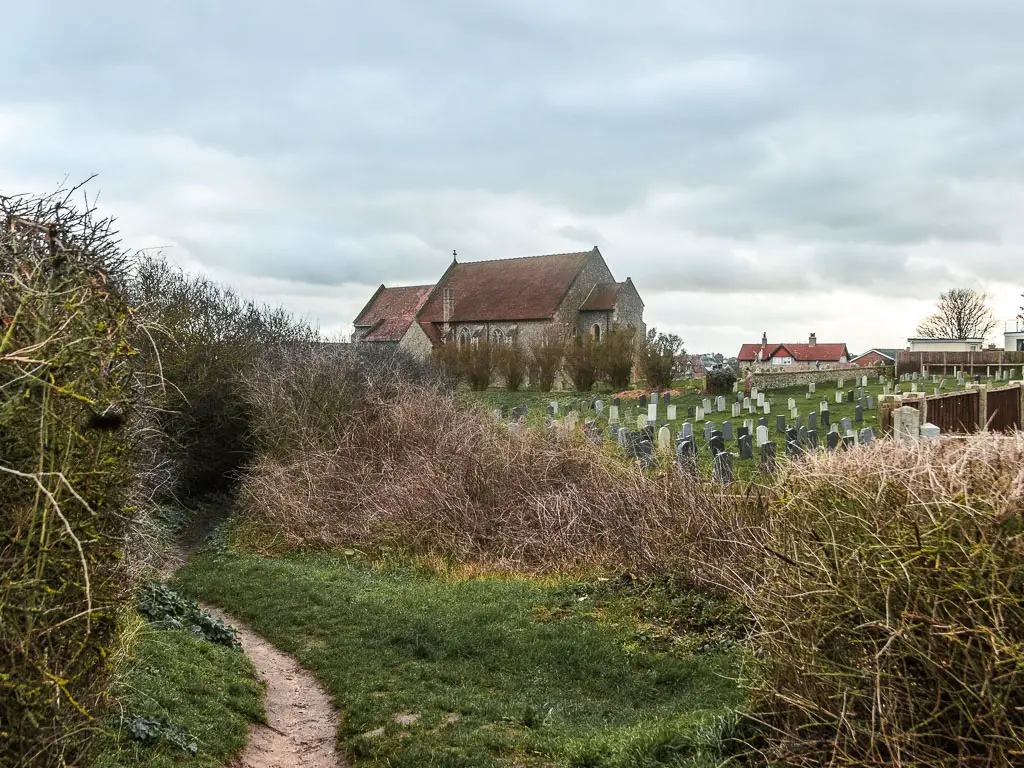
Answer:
1004 319 1024 352
906 337 986 353
737 333 850 367
352 247 645 357
850 348 900 367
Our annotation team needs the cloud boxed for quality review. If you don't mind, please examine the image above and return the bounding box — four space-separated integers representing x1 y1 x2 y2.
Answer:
1 0 1023 351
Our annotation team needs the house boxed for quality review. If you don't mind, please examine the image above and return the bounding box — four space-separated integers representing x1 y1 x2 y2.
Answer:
1004 319 1024 352
906 337 986 353
737 333 850 367
850 348 900 367
353 247 645 357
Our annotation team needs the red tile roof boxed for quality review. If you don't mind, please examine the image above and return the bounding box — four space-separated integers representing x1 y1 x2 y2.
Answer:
738 342 849 362
417 250 594 323
354 284 433 342
579 282 623 311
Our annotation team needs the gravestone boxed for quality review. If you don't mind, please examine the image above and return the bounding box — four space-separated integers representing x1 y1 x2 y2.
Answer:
760 441 777 473
657 425 671 451
763 402 771 415
713 451 733 484
756 425 770 447
757 393 766 407
776 414 787 433
866 396 874 410
709 432 725 456
738 433 754 459
798 425 808 446
786 439 802 457
648 403 657 422
808 382 816 393
743 418 755 434
806 429 819 450
790 406 799 420
687 406 696 418
921 422 941 439
663 393 671 405
637 414 647 430
716 395 726 412
837 378 844 389
651 392 659 406
836 391 843 404
736 391 744 403
826 430 840 451
676 438 697 476
617 427 631 450
893 406 921 441
793 415 803 430
743 397 751 410
788 397 796 410
667 404 677 421
731 402 741 418
751 387 759 400
842 435 856 450
911 383 918 393
785 427 798 445
702 397 712 412
807 411 817 430
595 400 604 414
704 421 714 441
840 417 853 434
639 394 648 408
612 397 621 407
859 427 874 445
737 425 749 440
680 421 693 441
758 417 769 429
641 424 655 444
608 405 620 423
821 409 830 429
695 406 704 421
511 404 528 422
722 421 734 441
550 401 559 415
857 387 864 400
855 405 863 422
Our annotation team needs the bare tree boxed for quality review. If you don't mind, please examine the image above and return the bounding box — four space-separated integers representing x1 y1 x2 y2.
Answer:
916 288 996 340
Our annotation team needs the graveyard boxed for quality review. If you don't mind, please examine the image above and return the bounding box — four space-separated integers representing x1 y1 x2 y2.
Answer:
468 371 987 482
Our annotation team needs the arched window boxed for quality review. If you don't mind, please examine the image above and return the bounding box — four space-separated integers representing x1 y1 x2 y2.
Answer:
459 330 470 348
491 328 505 345
591 324 601 342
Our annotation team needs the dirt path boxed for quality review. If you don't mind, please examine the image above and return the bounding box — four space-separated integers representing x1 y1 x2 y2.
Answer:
163 519 346 768
204 605 346 768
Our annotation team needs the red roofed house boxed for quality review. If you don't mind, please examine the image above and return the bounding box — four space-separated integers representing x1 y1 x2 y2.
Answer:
353 247 645 356
738 332 850 367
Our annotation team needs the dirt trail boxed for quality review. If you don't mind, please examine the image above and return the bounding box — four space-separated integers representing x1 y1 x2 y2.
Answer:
204 605 346 768
164 518 346 768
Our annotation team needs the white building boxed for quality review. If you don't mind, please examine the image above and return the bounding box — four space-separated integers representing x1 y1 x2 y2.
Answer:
907 337 985 353
1005 319 1024 352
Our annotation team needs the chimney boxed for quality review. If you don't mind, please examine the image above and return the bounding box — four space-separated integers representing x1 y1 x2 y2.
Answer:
809 332 817 347
761 331 767 347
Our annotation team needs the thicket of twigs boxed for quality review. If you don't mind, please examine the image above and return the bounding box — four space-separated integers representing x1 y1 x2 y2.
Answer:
741 435 1024 767
234 352 1024 766
0 188 157 767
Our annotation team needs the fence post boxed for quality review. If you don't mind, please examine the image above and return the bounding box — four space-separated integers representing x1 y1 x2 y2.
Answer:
979 384 988 431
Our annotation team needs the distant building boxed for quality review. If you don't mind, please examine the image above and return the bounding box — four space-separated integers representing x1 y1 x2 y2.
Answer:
850 348 900 367
738 332 850 367
1005 319 1024 352
353 247 645 357
906 337 985 353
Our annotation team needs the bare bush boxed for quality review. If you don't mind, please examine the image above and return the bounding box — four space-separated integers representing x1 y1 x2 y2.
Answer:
639 328 684 390
742 435 1024 767
563 334 600 391
528 326 565 392
459 339 494 391
598 325 637 389
495 338 527 391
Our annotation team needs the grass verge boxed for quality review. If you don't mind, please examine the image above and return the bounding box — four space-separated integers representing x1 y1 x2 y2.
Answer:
94 614 264 768
174 551 746 768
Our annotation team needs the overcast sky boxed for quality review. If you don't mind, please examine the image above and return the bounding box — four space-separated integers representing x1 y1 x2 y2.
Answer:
3 1 1023 353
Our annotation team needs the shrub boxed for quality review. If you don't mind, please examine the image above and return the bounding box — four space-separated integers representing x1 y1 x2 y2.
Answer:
459 339 493 391
704 367 736 395
528 326 566 391
495 338 527 391
638 328 684 390
0 189 145 766
430 340 461 383
137 582 239 648
563 334 599 391
598 325 637 389
742 435 1024 766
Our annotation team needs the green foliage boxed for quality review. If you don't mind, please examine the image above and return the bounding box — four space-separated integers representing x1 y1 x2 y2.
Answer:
703 368 736 395
94 619 264 768
1 189 144 767
175 551 743 768
639 329 685 391
137 582 240 648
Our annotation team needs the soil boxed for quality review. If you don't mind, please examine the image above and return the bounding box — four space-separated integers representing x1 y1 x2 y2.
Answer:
204 606 346 768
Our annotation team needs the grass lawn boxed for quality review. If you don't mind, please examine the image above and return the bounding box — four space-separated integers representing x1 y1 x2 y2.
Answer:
95 618 264 768
464 373 977 482
175 551 746 768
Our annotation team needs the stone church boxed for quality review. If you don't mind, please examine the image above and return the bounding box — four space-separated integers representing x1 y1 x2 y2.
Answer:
352 247 645 357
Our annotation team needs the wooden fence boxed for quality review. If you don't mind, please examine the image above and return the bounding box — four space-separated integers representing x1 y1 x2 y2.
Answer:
881 383 1023 434
896 349 1024 377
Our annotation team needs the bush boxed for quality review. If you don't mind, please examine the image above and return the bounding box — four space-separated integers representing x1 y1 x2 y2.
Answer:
528 326 565 392
598 325 637 390
0 189 145 766
495 339 527 391
458 339 494 391
137 583 240 648
563 334 599 392
742 435 1024 766
704 368 736 395
638 328 684 390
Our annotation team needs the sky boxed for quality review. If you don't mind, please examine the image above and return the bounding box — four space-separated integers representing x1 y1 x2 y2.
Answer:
2 1 1023 354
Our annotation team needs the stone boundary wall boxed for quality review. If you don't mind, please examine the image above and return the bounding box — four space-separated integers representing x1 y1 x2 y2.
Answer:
750 367 885 390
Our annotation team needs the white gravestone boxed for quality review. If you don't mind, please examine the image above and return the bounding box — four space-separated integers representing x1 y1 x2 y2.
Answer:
608 405 619 423
893 405 921 442
637 414 647 430
657 426 672 450
648 404 657 422
756 425 769 447
757 393 765 407
762 402 771 414
732 402 741 417
921 422 941 439
695 406 704 421
667 404 677 421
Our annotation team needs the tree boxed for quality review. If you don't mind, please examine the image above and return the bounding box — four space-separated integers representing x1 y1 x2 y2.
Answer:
563 334 600 392
598 325 638 390
916 289 996 340
528 326 565 392
495 337 526 391
638 328 686 390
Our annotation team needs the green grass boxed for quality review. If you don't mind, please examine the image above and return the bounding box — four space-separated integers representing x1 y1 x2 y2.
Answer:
95 619 265 768
174 551 746 768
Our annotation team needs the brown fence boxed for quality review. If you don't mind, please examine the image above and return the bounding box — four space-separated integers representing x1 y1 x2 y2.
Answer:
987 386 1022 432
896 349 1024 377
882 384 1022 434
